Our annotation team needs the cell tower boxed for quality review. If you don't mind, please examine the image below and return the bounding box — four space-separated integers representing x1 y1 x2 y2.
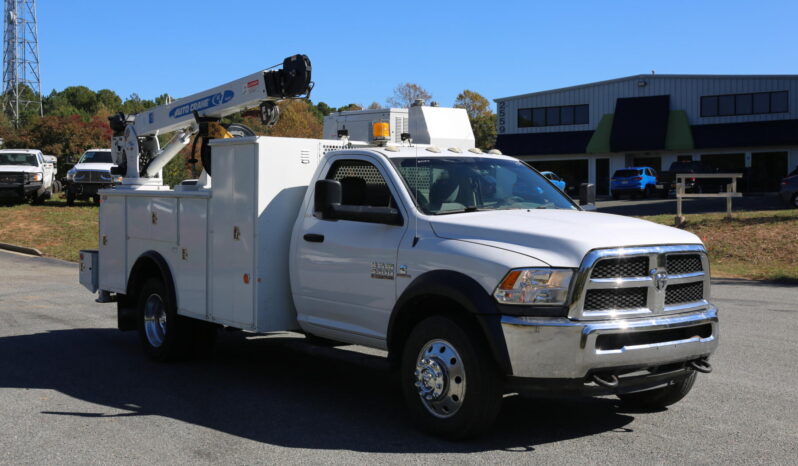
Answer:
3 0 42 127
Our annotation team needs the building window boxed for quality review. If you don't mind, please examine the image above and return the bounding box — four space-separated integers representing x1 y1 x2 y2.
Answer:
517 104 589 128
701 91 789 117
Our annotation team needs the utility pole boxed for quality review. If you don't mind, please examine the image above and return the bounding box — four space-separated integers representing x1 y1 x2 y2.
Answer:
3 0 42 127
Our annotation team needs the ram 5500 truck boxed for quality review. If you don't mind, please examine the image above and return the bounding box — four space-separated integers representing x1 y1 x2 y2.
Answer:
79 56 718 438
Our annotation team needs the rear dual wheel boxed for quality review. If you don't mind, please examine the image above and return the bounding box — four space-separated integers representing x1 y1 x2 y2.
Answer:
137 277 216 361
400 315 503 439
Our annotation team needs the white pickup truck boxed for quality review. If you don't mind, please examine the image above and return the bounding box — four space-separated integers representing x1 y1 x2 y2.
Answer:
81 133 718 438
0 148 54 204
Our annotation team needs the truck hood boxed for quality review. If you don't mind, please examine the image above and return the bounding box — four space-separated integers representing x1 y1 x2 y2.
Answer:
0 165 40 173
73 163 115 171
429 209 702 267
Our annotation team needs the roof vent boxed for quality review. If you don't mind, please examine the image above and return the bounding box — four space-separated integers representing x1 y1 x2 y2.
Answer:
488 149 502 155
411 99 425 107
425 146 441 153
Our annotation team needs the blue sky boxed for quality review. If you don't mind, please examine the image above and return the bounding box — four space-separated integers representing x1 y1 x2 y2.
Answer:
38 0 798 109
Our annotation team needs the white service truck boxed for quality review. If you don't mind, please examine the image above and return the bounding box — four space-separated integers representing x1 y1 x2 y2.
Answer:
0 148 55 204
79 55 718 438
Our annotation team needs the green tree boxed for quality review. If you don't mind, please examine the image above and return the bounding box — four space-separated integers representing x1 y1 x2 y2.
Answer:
454 90 496 150
387 83 432 108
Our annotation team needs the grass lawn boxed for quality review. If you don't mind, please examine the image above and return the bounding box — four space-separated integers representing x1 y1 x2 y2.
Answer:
1 196 796 282
0 196 98 262
641 209 798 282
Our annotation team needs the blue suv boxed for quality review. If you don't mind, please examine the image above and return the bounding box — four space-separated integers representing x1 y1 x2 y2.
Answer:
611 167 658 199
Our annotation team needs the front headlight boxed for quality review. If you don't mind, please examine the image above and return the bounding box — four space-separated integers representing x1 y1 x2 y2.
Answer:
113 175 123 183
493 268 573 305
30 172 43 182
66 168 76 181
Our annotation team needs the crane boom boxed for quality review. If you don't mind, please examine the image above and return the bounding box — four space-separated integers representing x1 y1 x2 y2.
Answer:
109 54 312 185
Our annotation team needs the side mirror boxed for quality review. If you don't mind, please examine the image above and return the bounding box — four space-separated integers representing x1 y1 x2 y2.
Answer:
314 179 342 220
314 178 403 226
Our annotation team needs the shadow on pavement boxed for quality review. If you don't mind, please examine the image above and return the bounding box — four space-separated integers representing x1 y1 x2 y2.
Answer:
0 328 635 453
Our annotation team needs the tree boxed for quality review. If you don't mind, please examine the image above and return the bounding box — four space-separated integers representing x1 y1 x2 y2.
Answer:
454 90 492 120
386 83 432 108
367 102 381 109
336 103 362 112
454 90 496 150
267 99 323 139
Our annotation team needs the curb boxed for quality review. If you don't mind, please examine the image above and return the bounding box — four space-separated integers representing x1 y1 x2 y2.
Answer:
0 242 42 256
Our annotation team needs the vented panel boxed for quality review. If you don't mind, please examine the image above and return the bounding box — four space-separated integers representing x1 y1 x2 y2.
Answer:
591 256 649 279
666 254 703 275
665 282 704 305
584 288 647 311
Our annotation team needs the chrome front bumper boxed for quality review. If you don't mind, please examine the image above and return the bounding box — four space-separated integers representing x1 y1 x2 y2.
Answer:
500 307 719 379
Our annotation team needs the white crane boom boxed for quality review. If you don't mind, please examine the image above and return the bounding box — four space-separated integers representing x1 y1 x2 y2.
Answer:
109 54 312 185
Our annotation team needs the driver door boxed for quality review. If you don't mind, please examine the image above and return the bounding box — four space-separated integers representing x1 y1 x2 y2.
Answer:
293 155 408 345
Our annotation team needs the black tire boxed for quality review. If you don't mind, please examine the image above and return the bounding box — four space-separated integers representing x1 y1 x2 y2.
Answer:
791 192 798 209
66 189 75 206
400 315 503 439
137 277 193 361
92 194 100 205
643 185 653 198
618 371 697 409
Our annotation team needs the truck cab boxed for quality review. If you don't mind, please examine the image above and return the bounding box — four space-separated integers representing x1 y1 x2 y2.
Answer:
65 149 121 205
0 148 54 204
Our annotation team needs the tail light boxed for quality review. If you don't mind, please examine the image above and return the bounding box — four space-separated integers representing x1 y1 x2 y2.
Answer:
690 177 696 182
632 176 642 181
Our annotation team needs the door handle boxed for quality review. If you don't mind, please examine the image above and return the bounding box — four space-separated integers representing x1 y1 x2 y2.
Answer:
303 233 324 243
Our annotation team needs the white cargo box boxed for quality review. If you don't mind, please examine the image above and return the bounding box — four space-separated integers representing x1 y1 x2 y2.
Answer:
79 249 99 293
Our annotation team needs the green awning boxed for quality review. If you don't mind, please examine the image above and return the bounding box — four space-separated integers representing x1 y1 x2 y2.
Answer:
665 110 694 150
585 114 613 153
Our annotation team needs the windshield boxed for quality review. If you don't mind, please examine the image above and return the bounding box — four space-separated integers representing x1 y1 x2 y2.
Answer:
0 152 38 166
78 151 113 164
392 157 578 215
613 169 641 178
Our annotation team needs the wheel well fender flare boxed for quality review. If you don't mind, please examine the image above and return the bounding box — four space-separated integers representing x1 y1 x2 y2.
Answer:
387 269 512 374
127 251 177 309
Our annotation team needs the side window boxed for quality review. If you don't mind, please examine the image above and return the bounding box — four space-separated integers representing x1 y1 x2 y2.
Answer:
326 159 394 208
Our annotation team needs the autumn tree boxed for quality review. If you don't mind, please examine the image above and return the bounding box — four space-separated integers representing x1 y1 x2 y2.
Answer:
387 83 432 108
367 102 381 109
454 90 497 150
267 99 323 139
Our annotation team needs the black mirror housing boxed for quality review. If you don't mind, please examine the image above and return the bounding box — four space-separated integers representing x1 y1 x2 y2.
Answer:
314 179 342 219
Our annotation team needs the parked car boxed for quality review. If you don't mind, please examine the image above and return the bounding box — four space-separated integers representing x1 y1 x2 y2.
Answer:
43 155 62 193
659 161 726 196
610 166 658 199
0 149 55 204
780 167 798 208
65 149 121 205
540 170 567 191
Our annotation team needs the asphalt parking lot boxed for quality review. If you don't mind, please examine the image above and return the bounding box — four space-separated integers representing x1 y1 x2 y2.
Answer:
1 250 796 464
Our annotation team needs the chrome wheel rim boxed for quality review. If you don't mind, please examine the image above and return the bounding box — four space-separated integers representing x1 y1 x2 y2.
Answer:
143 293 167 348
414 339 465 418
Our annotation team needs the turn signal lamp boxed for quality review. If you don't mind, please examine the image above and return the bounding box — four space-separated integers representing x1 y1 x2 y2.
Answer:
494 268 573 305
372 122 390 140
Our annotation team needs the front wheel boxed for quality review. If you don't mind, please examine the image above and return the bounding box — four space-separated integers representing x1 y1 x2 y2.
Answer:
66 189 75 206
791 192 798 209
618 371 697 408
400 315 503 439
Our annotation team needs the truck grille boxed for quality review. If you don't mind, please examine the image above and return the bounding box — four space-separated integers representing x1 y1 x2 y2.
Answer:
666 254 703 275
74 170 113 183
590 257 649 278
665 282 704 305
584 288 647 311
0 172 23 184
572 245 710 319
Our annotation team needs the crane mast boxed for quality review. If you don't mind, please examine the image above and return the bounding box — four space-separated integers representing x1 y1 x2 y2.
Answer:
108 54 312 187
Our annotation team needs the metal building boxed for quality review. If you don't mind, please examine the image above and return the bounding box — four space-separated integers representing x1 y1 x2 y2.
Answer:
495 75 798 194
